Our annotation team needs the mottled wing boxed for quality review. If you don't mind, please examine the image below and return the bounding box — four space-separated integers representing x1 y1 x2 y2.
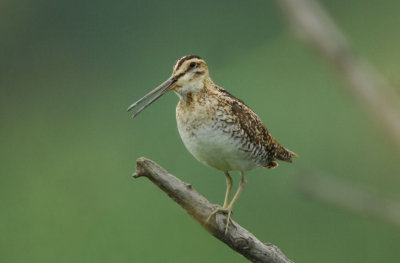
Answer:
217 87 296 166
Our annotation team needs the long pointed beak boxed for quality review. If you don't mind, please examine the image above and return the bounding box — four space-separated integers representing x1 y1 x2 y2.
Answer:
127 76 177 118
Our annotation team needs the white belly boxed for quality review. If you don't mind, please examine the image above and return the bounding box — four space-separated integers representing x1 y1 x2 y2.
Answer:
177 121 258 172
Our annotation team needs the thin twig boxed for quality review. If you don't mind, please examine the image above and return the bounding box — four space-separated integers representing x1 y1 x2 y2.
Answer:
277 0 400 151
295 172 400 228
133 157 294 263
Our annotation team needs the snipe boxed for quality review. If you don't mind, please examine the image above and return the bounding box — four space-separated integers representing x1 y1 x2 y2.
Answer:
128 55 297 233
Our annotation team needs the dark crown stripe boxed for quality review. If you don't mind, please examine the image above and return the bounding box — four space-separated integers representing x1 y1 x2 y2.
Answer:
175 55 202 71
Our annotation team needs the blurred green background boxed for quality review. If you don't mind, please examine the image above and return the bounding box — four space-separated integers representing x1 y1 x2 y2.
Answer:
1 0 400 262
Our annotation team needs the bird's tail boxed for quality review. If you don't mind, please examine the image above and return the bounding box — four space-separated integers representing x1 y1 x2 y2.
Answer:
276 145 297 163
264 143 297 169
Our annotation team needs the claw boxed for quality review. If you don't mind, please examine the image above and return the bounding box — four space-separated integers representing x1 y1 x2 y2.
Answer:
224 209 232 234
206 206 233 234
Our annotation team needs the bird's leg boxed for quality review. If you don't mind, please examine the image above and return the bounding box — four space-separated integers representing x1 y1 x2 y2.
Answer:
223 171 247 234
206 172 247 235
206 172 233 225
227 171 247 210
223 172 233 209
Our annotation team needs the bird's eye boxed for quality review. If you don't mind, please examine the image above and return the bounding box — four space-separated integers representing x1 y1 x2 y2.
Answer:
189 62 196 68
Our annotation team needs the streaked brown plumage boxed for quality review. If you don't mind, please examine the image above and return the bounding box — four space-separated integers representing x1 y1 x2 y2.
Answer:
127 55 297 233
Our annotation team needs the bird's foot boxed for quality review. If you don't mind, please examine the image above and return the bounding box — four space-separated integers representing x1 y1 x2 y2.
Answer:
206 206 233 234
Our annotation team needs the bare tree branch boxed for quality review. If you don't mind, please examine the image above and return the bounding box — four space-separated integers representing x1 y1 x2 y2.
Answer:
133 157 294 263
295 172 400 228
277 0 400 151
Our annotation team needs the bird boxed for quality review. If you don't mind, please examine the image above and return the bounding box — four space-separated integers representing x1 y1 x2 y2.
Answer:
127 55 297 233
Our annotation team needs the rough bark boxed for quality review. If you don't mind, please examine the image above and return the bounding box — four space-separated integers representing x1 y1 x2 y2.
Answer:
133 157 294 263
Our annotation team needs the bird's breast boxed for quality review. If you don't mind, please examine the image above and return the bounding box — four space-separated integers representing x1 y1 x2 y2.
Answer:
176 98 260 172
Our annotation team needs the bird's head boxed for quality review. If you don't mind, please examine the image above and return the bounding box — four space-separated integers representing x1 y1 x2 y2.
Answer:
127 55 208 118
171 55 208 95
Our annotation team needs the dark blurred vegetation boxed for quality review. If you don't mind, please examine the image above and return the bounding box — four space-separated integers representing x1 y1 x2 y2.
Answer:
1 0 400 262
